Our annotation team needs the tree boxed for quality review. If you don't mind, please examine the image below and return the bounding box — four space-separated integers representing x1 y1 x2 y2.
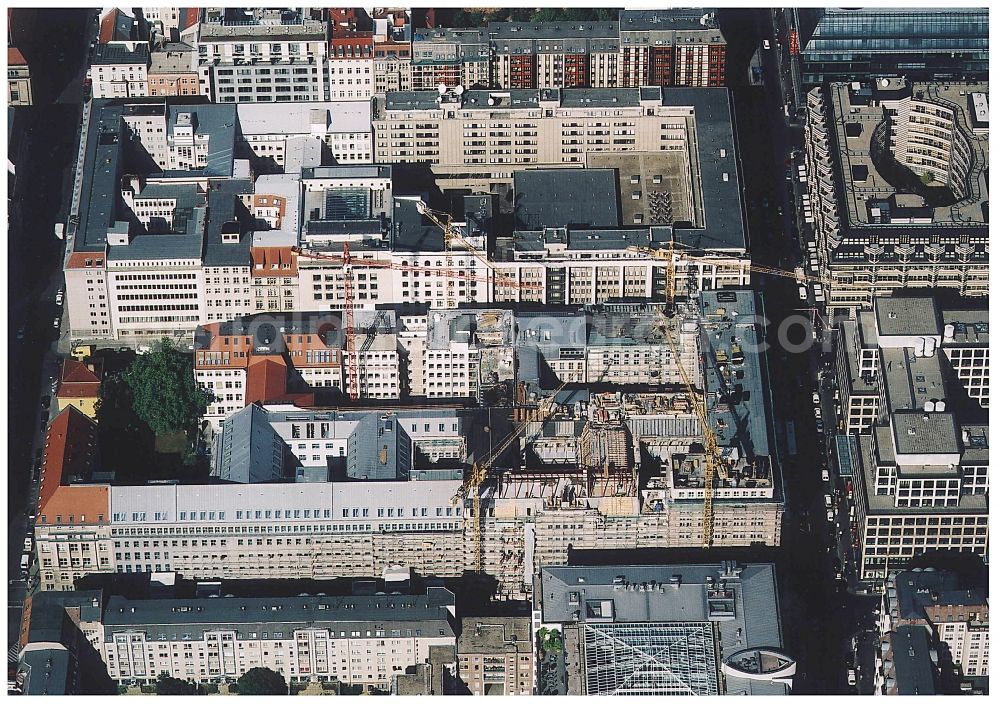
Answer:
124 338 212 435
156 673 198 695
235 668 287 696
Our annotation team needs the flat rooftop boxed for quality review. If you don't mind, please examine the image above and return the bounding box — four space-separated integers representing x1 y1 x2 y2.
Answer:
236 101 371 136
828 80 989 229
513 169 620 230
874 297 941 338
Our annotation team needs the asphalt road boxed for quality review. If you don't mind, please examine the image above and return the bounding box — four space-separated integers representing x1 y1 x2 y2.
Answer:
720 7 878 695
7 6 98 654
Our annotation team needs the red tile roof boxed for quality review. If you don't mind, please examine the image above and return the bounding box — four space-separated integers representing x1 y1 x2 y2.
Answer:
37 407 109 527
179 7 200 31
245 355 289 404
250 246 297 277
98 9 119 44
56 358 103 399
7 47 27 66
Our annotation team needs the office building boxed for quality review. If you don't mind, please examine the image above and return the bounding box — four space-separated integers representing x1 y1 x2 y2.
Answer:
539 563 794 695
876 570 988 693
800 9 988 86
804 79 988 313
833 298 988 581
7 46 32 105
195 8 329 103
456 616 533 695
836 295 989 434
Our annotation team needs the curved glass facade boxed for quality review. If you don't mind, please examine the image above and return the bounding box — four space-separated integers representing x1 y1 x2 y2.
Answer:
801 9 989 85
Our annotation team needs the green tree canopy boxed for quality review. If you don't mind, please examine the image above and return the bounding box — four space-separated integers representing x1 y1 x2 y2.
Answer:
236 667 287 695
124 338 212 435
156 673 199 695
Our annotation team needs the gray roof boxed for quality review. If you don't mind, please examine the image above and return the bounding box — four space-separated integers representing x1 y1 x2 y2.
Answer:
874 297 940 337
540 562 786 696
893 569 987 621
392 196 444 251
698 290 772 460
890 626 936 695
74 100 240 258
101 587 456 641
149 43 196 73
513 169 620 230
213 404 286 484
457 616 532 654
619 9 721 32
93 42 150 66
20 649 74 696
890 411 960 456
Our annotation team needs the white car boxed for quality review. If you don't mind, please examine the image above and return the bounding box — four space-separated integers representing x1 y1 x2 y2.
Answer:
52 317 60 329
821 469 830 482
814 407 823 419
798 285 808 301
55 290 64 306
847 669 857 687
812 392 821 405
826 508 835 522
763 39 771 50
824 494 833 509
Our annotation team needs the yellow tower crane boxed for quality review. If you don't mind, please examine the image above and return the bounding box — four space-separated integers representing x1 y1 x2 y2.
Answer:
457 378 570 573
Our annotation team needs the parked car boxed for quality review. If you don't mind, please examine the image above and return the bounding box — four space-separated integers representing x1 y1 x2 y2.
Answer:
53 317 61 329
798 285 808 301
814 407 823 419
847 669 857 687
824 494 833 509
826 508 835 522
821 469 830 482
812 391 821 405
40 395 50 408
55 289 64 306
23 538 32 552
16 326 25 340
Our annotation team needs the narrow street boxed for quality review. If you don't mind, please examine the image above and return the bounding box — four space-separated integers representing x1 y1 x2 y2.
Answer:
720 7 877 694
6 6 98 654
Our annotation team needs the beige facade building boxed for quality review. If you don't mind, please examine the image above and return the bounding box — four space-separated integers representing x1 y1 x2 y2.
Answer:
96 589 456 688
457 617 533 695
7 47 32 105
147 43 200 97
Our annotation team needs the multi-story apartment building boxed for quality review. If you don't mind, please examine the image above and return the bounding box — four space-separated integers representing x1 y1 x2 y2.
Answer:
489 21 620 90
836 296 989 434
800 8 989 86
327 9 374 101
804 79 988 314
7 46 32 105
539 563 794 695
95 588 456 689
372 8 412 93
876 570 988 693
195 8 328 104
834 300 988 581
617 9 725 87
373 85 743 196
411 28 490 90
147 42 200 97
89 44 151 98
456 617 533 695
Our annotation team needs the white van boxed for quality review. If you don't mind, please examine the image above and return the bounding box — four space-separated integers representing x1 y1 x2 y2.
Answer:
798 285 808 301
20 553 30 575
821 469 830 482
